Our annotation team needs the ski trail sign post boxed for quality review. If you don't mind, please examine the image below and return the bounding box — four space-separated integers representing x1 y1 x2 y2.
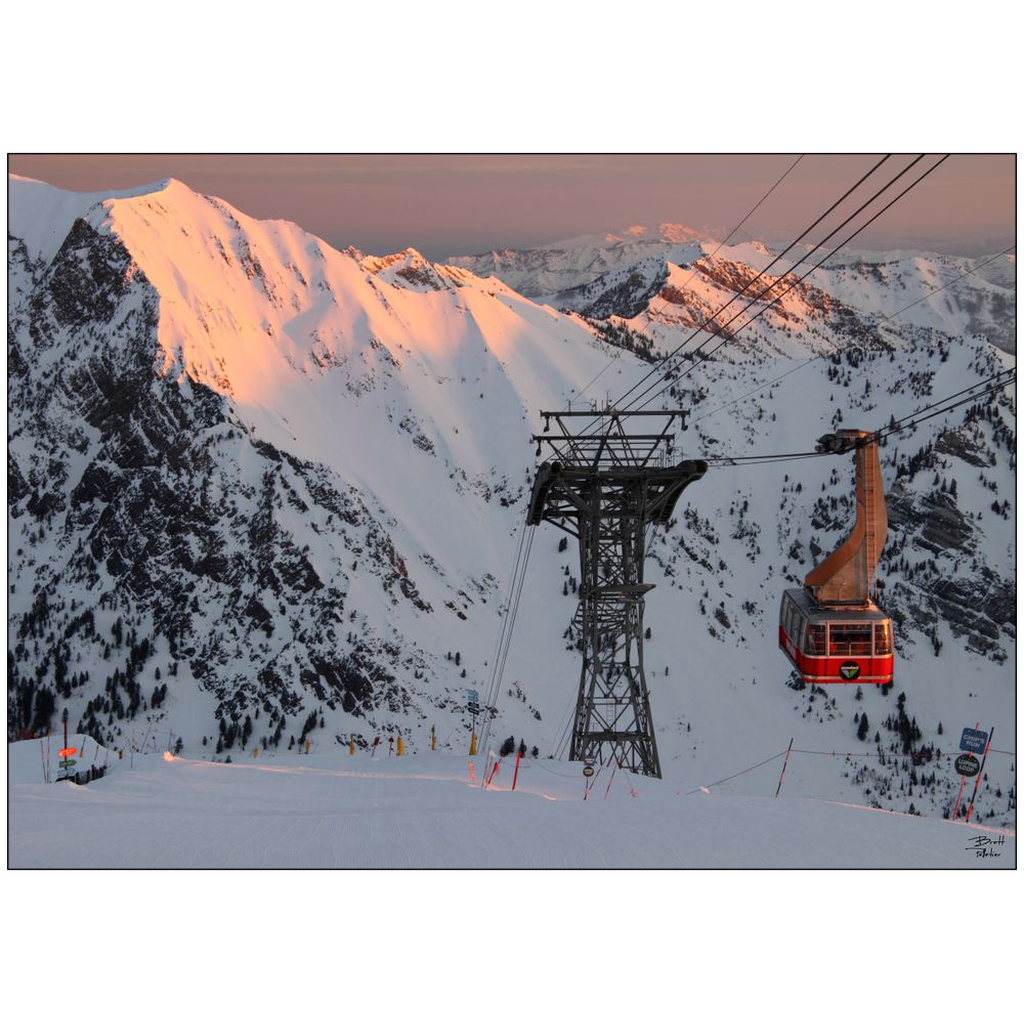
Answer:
58 747 77 781
959 727 988 754
953 723 990 820
965 725 995 824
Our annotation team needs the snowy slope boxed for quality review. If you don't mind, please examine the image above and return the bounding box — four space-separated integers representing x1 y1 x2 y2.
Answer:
7 176 1016 834
8 739 1014 868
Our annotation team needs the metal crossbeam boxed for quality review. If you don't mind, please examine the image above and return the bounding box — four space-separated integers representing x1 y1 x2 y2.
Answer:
527 408 706 777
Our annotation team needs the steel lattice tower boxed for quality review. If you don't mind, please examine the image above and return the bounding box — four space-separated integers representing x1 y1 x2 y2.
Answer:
527 409 706 777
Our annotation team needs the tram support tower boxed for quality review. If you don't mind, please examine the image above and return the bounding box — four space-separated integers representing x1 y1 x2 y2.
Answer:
527 409 707 777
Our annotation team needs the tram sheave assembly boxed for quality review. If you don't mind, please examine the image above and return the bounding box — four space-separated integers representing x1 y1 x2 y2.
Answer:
779 429 894 686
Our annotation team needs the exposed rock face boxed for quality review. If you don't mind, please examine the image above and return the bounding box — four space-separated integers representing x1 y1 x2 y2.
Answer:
9 218 435 743
883 464 1014 663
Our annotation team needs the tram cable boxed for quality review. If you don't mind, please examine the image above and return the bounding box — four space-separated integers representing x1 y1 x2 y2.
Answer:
569 154 897 440
483 518 528 702
876 367 1016 438
607 154 900 416
690 245 1017 428
631 155 952 413
700 369 1015 468
478 522 535 760
875 373 1015 442
475 516 527 757
568 154 806 406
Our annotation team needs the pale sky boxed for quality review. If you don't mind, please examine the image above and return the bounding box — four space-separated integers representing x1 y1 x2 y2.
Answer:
8 153 1015 261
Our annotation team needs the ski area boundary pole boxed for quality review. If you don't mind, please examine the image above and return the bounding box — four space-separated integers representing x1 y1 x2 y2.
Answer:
965 725 994 824
604 759 621 800
775 738 794 798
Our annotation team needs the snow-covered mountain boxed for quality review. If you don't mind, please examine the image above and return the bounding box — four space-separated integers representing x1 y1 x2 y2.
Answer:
451 229 1017 354
445 223 710 302
7 176 1016 827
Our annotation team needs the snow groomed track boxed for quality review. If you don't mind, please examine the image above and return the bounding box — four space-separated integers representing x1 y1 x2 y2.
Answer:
7 741 1014 868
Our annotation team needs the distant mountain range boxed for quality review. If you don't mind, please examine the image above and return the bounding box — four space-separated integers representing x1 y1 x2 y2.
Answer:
449 226 1016 353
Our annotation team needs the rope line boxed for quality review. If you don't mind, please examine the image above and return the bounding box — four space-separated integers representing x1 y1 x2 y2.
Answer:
793 748 1017 758
682 750 786 795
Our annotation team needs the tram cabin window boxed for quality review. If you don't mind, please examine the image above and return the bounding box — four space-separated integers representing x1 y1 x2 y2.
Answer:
803 623 826 655
874 621 892 655
783 597 798 639
828 623 872 656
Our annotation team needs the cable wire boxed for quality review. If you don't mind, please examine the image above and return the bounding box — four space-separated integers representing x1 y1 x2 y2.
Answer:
568 155 807 407
478 524 535 759
634 155 952 412
610 154 897 415
698 370 1014 468
691 245 1017 427
876 375 1015 442
879 367 1016 436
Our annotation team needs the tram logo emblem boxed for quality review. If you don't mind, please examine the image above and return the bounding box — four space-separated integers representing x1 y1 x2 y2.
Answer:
839 661 861 681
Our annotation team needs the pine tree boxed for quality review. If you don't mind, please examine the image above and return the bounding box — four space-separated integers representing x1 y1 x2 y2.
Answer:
858 712 870 741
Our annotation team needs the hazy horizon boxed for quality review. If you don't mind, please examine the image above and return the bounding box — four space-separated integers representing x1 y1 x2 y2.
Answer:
8 153 1016 261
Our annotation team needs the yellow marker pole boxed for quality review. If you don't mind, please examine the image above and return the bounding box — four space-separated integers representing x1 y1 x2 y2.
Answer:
469 732 477 756
349 736 355 756
305 738 311 754
253 746 259 759
431 725 436 751
397 736 404 756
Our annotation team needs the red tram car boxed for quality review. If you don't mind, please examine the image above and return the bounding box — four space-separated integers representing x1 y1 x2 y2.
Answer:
779 588 893 685
777 429 895 687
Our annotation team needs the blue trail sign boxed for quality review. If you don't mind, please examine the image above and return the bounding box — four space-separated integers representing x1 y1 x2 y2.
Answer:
959 728 988 753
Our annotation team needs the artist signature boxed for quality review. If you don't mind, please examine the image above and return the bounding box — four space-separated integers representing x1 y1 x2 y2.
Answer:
965 834 1005 858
